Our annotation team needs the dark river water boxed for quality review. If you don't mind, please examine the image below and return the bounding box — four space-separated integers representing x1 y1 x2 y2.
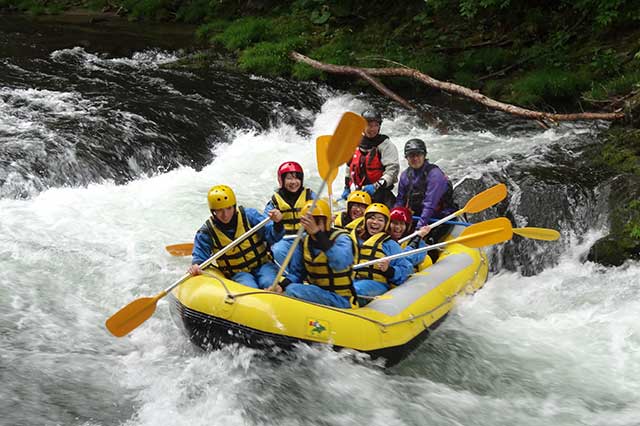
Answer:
1 14 638 426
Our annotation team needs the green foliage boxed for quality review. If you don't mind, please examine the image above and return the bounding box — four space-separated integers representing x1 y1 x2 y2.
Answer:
405 53 449 79
625 200 640 241
509 68 591 106
238 38 305 76
2 0 70 14
583 70 640 101
195 20 229 41
214 17 273 50
589 47 623 77
175 0 212 23
455 47 513 74
86 0 109 11
458 0 511 18
602 129 640 175
121 0 173 20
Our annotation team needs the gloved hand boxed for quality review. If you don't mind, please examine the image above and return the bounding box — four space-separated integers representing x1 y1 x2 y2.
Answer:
341 187 351 200
362 184 376 195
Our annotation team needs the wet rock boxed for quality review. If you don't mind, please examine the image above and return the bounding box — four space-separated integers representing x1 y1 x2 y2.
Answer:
588 173 640 266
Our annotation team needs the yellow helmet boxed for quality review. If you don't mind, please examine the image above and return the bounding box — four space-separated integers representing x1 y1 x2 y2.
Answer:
301 199 331 231
346 190 372 207
207 185 236 210
364 203 390 230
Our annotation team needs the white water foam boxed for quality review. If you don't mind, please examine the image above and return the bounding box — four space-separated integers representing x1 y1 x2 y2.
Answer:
2 92 639 426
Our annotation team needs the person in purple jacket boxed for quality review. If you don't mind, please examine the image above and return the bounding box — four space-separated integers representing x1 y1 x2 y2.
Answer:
395 138 457 249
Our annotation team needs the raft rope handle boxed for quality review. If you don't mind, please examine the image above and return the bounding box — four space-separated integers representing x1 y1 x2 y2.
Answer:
201 270 235 300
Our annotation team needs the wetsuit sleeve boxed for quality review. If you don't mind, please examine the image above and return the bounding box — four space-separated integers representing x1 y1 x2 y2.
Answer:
245 207 284 245
263 197 276 215
383 240 414 285
418 167 449 228
325 233 355 271
192 224 213 265
378 139 400 188
285 243 306 283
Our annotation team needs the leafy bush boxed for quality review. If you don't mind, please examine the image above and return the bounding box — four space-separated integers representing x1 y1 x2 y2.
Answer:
239 38 305 75
195 20 229 41
509 68 591 106
584 71 640 100
214 17 273 50
120 0 173 20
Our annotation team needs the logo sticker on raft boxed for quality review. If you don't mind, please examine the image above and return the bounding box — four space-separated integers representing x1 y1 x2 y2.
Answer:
307 319 330 339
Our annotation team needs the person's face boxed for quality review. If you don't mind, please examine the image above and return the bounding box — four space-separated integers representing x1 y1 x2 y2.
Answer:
366 213 387 234
389 220 407 240
214 206 235 224
348 202 367 219
314 216 327 231
283 173 302 193
406 152 426 169
364 120 380 138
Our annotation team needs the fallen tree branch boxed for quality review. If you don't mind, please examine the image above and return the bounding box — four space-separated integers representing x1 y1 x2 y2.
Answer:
290 51 625 126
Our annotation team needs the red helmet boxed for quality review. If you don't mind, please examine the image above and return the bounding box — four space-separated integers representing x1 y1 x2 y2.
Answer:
389 207 412 224
277 161 304 187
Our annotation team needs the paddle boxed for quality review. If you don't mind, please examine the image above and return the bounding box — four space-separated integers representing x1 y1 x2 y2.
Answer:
164 222 559 258
355 217 513 269
398 183 507 244
165 243 194 257
267 111 367 291
512 227 560 241
106 216 271 337
316 135 338 218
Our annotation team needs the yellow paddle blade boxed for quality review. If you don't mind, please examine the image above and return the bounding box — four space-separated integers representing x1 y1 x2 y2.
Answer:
105 293 163 337
165 243 193 256
316 135 338 187
462 183 507 214
324 112 367 177
456 217 513 248
514 227 560 241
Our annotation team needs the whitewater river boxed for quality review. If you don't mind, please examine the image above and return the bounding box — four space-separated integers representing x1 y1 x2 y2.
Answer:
1 16 639 426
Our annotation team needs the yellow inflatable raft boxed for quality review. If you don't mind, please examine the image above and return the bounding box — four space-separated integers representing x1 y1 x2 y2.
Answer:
169 224 489 365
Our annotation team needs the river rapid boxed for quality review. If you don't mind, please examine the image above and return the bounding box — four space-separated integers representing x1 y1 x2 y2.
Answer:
1 15 639 426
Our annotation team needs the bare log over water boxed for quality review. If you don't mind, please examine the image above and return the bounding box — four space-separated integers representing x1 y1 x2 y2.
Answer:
290 51 626 130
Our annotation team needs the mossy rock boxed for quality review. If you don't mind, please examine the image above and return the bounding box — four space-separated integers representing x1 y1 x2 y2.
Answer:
587 236 630 266
587 173 640 266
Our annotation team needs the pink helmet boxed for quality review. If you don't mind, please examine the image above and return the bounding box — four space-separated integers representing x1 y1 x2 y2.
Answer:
389 207 413 224
277 161 304 187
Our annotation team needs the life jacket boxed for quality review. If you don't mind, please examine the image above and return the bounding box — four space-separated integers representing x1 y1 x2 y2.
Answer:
206 207 270 277
348 138 387 187
334 212 363 231
406 163 456 217
352 231 391 284
302 229 358 306
271 188 313 235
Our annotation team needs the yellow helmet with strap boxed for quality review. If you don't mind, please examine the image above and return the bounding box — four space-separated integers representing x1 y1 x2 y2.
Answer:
346 190 371 207
207 185 236 210
301 199 331 231
364 203 390 230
